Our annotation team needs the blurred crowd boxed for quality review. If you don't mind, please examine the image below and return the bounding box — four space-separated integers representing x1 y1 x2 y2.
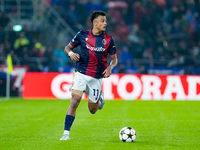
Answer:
1 0 200 74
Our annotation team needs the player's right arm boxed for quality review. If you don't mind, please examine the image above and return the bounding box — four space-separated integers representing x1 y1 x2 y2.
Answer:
64 43 80 61
64 31 82 61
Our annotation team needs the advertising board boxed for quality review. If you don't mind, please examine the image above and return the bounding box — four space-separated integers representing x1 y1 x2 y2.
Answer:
23 73 200 100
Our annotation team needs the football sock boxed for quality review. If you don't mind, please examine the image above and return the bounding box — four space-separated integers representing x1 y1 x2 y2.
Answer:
99 96 103 106
100 97 103 103
64 115 75 131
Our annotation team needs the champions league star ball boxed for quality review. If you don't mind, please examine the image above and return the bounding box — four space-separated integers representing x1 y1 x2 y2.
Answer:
119 127 136 142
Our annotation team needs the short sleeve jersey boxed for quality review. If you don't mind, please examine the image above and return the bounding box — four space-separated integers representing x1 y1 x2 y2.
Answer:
69 29 116 79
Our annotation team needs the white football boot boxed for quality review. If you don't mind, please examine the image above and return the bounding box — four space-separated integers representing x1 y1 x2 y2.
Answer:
60 130 70 140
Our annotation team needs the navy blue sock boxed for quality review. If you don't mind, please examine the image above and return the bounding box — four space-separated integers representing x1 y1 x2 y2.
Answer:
64 115 75 131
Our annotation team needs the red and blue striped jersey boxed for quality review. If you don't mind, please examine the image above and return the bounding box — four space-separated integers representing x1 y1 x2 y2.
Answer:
69 29 117 79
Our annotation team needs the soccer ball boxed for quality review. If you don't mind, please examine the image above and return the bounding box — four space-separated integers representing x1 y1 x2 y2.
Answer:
119 127 136 142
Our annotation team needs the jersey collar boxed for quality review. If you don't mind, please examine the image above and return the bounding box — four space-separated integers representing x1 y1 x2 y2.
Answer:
90 29 104 37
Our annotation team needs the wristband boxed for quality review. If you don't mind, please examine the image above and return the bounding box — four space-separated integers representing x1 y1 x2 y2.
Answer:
68 51 74 57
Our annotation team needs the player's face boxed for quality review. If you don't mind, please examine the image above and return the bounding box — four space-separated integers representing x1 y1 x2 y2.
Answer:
95 15 107 32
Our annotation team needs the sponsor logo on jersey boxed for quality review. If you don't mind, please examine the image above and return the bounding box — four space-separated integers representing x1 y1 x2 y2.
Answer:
86 44 105 52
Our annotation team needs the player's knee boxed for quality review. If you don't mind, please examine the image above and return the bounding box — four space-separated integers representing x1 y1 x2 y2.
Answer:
70 94 81 109
71 93 81 101
71 90 83 98
89 108 97 114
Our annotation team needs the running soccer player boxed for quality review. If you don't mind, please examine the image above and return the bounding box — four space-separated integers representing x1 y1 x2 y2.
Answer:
60 10 118 140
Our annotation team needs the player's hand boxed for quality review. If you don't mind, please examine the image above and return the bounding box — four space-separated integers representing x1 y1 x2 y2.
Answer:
103 66 112 78
70 53 80 61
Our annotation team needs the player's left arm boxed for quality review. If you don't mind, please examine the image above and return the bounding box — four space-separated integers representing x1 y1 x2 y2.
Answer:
103 54 118 78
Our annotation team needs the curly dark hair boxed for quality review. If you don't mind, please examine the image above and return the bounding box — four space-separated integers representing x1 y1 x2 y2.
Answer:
90 10 106 23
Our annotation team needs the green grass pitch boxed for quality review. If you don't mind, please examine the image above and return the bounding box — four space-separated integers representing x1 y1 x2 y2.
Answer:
0 98 200 150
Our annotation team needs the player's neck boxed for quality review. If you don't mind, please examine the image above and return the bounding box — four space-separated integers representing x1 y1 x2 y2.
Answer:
92 28 102 35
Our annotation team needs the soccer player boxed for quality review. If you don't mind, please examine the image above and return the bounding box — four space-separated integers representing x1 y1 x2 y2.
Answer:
60 10 118 140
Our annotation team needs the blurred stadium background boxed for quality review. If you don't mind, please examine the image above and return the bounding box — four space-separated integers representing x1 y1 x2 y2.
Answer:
0 0 200 97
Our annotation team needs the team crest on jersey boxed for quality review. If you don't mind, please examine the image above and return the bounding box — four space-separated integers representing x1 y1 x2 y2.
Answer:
102 39 107 45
